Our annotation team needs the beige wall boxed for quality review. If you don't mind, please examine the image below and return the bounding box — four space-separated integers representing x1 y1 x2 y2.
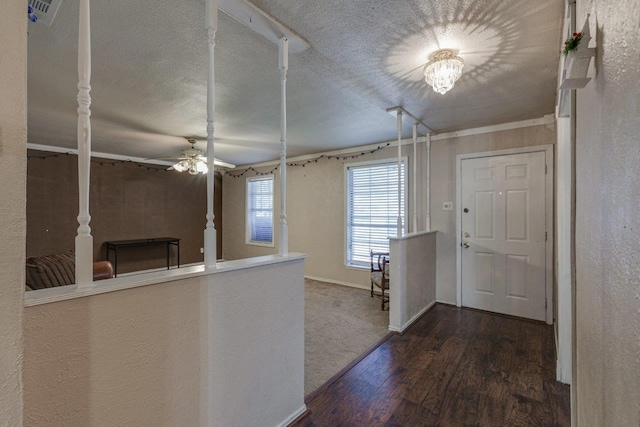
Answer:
0 0 26 424
223 125 555 298
223 143 426 289
24 279 205 426
574 0 640 425
23 258 306 427
430 125 556 303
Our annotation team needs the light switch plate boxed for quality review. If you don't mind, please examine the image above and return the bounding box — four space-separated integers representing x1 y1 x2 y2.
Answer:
443 202 453 211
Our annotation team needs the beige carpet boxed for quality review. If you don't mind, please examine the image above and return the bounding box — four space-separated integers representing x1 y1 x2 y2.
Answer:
305 278 389 396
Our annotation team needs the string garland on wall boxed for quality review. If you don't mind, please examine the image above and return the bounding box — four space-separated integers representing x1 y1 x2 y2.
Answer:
27 141 392 176
27 152 172 173
225 143 391 178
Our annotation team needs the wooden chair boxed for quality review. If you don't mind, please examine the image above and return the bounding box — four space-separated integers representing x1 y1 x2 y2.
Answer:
370 251 390 310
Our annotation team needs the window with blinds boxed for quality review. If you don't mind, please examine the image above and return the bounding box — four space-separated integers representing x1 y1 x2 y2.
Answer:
346 160 406 267
246 176 274 246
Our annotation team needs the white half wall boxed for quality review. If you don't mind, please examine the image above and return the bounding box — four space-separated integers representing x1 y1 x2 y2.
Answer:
0 0 26 424
23 257 306 427
389 231 437 332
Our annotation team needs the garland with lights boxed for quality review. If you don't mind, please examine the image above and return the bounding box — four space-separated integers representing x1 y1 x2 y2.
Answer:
28 141 393 176
27 152 172 173
225 143 391 178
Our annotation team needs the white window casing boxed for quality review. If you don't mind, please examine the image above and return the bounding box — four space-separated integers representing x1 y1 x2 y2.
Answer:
345 158 407 268
246 175 275 247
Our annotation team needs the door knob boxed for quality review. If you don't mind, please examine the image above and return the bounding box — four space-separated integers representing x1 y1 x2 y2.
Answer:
463 208 469 213
463 242 470 249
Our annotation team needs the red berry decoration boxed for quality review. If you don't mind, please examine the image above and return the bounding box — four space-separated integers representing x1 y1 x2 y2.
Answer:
563 31 583 55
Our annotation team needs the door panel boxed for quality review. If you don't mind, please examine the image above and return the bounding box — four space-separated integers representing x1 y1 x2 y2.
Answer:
461 152 546 321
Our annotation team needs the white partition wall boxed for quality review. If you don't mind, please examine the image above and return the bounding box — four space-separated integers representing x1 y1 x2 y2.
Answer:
389 231 437 332
23 256 307 426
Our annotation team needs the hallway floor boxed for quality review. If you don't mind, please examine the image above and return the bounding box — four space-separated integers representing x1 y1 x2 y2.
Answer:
295 304 570 426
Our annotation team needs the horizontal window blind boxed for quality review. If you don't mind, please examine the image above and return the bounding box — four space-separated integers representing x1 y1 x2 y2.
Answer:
347 161 405 267
247 176 274 244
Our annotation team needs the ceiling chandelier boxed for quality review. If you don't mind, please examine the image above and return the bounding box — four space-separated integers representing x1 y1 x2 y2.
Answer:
423 49 464 95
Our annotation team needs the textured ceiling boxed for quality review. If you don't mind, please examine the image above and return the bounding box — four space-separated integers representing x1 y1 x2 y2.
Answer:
27 0 564 165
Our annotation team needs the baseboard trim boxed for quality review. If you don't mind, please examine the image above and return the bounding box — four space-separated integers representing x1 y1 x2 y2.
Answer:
304 275 369 291
280 404 308 427
304 331 396 404
436 299 457 307
388 300 437 334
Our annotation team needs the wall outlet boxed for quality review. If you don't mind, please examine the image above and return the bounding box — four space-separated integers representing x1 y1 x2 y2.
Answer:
443 202 453 211
200 248 204 254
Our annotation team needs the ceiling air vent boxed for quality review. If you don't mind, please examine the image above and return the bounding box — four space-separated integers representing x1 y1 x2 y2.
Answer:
28 0 62 26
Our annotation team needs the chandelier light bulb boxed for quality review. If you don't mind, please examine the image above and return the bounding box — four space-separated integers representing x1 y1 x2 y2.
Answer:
423 49 464 95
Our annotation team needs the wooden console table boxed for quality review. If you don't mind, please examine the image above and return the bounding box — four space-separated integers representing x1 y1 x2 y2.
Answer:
105 237 180 277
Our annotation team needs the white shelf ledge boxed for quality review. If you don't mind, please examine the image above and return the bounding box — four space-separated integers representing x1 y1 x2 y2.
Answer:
24 253 308 307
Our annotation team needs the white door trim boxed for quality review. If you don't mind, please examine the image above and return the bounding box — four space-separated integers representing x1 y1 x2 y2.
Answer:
456 145 554 324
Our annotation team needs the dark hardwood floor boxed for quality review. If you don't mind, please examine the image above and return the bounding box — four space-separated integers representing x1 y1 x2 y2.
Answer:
294 304 570 426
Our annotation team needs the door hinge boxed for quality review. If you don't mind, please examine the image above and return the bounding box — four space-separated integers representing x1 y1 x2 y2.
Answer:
545 231 548 241
545 298 548 309
545 164 548 174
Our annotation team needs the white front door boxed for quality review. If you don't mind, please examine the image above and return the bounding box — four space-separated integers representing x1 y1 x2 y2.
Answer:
460 151 547 321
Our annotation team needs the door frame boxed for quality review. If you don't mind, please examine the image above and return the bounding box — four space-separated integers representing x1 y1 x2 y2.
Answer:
455 145 554 324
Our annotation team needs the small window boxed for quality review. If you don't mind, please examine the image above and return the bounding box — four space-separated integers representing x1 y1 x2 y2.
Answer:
346 159 406 268
246 176 274 247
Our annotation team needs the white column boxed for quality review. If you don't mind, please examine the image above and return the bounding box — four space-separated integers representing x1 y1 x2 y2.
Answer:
204 0 218 268
412 123 418 233
396 111 403 238
425 132 431 231
278 37 289 256
75 0 93 288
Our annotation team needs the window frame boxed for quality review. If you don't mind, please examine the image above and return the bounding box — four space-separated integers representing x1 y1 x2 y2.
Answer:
245 175 275 248
344 157 408 269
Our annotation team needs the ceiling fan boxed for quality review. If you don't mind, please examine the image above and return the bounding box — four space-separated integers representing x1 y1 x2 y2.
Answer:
147 138 236 175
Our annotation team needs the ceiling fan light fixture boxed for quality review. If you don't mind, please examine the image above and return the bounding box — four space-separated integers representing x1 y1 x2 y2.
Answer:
167 137 236 174
423 49 464 95
173 160 188 172
196 160 209 174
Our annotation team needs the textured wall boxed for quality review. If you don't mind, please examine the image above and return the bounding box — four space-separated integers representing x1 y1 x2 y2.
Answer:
23 259 306 427
26 150 223 273
0 0 26 424
574 0 640 425
429 125 555 303
222 143 425 290
207 260 305 426
24 278 205 426
389 231 437 330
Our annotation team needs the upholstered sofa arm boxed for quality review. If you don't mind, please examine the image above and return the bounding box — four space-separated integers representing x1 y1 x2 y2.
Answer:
92 261 114 281
25 250 114 290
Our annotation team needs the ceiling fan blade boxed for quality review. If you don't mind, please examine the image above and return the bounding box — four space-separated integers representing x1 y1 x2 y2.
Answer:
196 155 236 169
144 157 182 161
214 158 236 169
